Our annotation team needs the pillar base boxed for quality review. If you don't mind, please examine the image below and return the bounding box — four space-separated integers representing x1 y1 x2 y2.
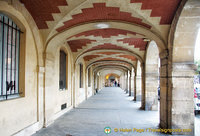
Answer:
136 94 141 101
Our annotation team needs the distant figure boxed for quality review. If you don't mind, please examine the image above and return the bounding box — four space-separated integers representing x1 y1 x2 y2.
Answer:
158 86 160 100
118 83 120 87
114 81 117 87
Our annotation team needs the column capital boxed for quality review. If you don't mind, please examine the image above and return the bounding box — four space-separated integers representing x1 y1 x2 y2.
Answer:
159 49 169 59
140 62 145 69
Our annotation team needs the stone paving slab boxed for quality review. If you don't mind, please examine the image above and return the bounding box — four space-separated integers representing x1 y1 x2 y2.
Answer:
33 87 198 136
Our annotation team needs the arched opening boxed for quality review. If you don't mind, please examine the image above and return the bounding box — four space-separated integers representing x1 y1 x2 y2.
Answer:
105 73 120 87
136 60 142 101
131 67 135 97
145 41 159 111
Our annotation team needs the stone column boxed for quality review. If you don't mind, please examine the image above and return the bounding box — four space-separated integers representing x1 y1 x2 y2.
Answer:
159 49 169 129
72 65 76 108
37 66 45 128
126 71 129 93
140 63 145 110
121 73 126 90
92 72 95 95
133 72 137 101
93 73 97 95
129 70 132 96
99 75 103 90
136 76 141 101
85 69 88 100
160 49 195 135
97 75 100 91
170 63 194 135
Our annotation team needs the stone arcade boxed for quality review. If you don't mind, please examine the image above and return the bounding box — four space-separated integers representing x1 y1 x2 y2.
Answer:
0 0 199 135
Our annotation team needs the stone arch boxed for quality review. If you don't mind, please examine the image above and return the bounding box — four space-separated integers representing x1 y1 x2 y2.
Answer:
145 41 159 110
105 73 120 87
75 49 143 65
93 64 133 92
45 22 166 54
97 69 124 89
87 60 134 70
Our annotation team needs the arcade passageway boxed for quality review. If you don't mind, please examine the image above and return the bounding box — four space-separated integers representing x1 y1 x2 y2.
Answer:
33 87 161 136
0 0 200 136
33 87 200 136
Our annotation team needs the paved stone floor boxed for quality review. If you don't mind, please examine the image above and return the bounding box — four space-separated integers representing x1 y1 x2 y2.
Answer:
33 87 199 136
195 114 200 135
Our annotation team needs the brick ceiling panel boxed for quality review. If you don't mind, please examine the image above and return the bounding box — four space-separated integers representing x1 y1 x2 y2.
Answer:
117 38 147 51
67 39 96 52
119 55 137 62
99 64 126 67
83 55 100 61
68 28 137 39
130 0 181 24
20 0 68 29
56 3 151 32
99 58 123 61
87 43 129 52
96 52 120 55
94 62 131 68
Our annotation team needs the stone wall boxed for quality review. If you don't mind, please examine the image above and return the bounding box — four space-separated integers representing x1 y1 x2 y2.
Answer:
0 1 40 135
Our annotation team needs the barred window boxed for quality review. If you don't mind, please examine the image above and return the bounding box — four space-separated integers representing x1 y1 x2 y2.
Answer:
80 63 83 88
0 14 21 100
59 50 68 90
88 68 91 87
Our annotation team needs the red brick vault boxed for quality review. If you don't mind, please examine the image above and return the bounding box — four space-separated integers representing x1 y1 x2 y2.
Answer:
20 0 182 83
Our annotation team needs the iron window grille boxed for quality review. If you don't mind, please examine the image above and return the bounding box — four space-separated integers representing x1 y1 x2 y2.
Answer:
59 50 67 90
80 63 83 88
0 14 22 101
88 68 91 87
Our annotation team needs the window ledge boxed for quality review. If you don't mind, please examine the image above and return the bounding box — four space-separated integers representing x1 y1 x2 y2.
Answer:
59 89 68 91
0 94 22 102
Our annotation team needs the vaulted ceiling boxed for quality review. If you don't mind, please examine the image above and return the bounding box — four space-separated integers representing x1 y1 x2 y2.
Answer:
20 0 181 75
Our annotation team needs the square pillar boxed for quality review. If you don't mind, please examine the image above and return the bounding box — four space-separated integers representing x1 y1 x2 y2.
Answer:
133 73 137 101
129 71 132 96
159 49 194 135
160 50 169 129
141 63 146 110
136 75 142 101
37 66 45 128
170 63 194 135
